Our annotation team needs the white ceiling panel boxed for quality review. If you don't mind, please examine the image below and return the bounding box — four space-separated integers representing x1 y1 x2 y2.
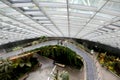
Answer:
0 0 120 48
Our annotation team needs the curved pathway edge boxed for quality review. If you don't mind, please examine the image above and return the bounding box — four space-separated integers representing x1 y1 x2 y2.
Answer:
0 40 97 80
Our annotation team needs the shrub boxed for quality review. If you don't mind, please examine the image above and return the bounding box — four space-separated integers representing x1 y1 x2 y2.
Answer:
37 45 83 69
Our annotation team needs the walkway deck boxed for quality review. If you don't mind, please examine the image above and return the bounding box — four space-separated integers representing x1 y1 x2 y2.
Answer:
0 40 99 80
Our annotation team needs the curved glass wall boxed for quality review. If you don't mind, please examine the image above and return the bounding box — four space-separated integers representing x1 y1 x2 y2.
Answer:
0 0 120 48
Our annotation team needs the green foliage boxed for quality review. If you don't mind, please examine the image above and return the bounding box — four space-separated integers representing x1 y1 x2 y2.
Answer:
0 56 39 80
60 71 69 80
32 41 39 45
0 59 17 80
52 70 69 80
114 61 120 76
12 46 22 51
36 45 83 69
98 53 120 76
12 56 32 68
38 36 48 43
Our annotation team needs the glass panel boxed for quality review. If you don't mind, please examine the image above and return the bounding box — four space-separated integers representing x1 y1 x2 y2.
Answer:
32 17 48 19
96 13 116 19
100 9 119 16
43 24 53 26
0 1 8 8
110 0 120 2
44 7 67 12
89 19 105 25
70 4 97 11
70 12 91 18
9 0 32 3
103 1 120 11
112 21 120 26
38 21 51 23
0 7 16 13
70 9 94 15
22 6 39 11
70 16 89 20
46 11 67 15
24 11 43 15
36 0 66 3
69 0 106 7
39 2 66 7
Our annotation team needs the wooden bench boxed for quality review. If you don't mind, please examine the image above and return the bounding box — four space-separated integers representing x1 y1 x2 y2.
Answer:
55 63 65 67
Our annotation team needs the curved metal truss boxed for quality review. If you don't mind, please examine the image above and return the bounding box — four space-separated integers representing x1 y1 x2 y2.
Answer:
0 0 120 48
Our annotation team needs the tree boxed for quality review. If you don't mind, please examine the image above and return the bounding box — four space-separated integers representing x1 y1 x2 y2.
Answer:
60 71 69 80
52 70 69 80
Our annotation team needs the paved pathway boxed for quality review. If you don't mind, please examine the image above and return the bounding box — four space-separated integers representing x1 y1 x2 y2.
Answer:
0 40 97 80
102 68 120 80
0 41 57 59
66 43 97 80
26 56 54 80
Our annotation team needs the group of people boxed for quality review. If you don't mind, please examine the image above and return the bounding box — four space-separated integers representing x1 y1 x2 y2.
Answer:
57 40 63 45
57 40 67 46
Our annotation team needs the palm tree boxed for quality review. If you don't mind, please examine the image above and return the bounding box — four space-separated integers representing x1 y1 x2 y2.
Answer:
0 59 15 80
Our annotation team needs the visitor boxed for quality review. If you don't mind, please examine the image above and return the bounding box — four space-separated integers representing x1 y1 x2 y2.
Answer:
57 40 59 45
21 48 23 52
53 60 56 64
64 40 67 46
60 40 63 45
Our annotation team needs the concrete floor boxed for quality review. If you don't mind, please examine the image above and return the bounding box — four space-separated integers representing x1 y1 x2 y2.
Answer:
26 56 54 80
102 68 120 80
26 56 84 80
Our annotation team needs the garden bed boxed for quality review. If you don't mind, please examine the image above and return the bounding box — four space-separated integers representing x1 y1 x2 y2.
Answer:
98 53 120 77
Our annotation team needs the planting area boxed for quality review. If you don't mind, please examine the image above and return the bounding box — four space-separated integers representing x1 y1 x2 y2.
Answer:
98 52 120 77
0 45 83 80
0 53 39 80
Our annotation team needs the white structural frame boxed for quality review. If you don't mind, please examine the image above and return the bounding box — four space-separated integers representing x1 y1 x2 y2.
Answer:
0 0 119 48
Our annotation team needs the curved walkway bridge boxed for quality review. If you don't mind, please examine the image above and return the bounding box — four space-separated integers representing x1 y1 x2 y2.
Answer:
0 40 98 80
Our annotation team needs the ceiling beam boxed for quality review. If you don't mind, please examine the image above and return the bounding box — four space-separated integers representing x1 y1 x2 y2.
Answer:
1 0 56 36
66 0 70 37
74 0 110 37
32 0 64 37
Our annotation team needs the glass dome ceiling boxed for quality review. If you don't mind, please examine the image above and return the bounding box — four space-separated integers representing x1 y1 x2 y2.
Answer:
0 0 120 48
